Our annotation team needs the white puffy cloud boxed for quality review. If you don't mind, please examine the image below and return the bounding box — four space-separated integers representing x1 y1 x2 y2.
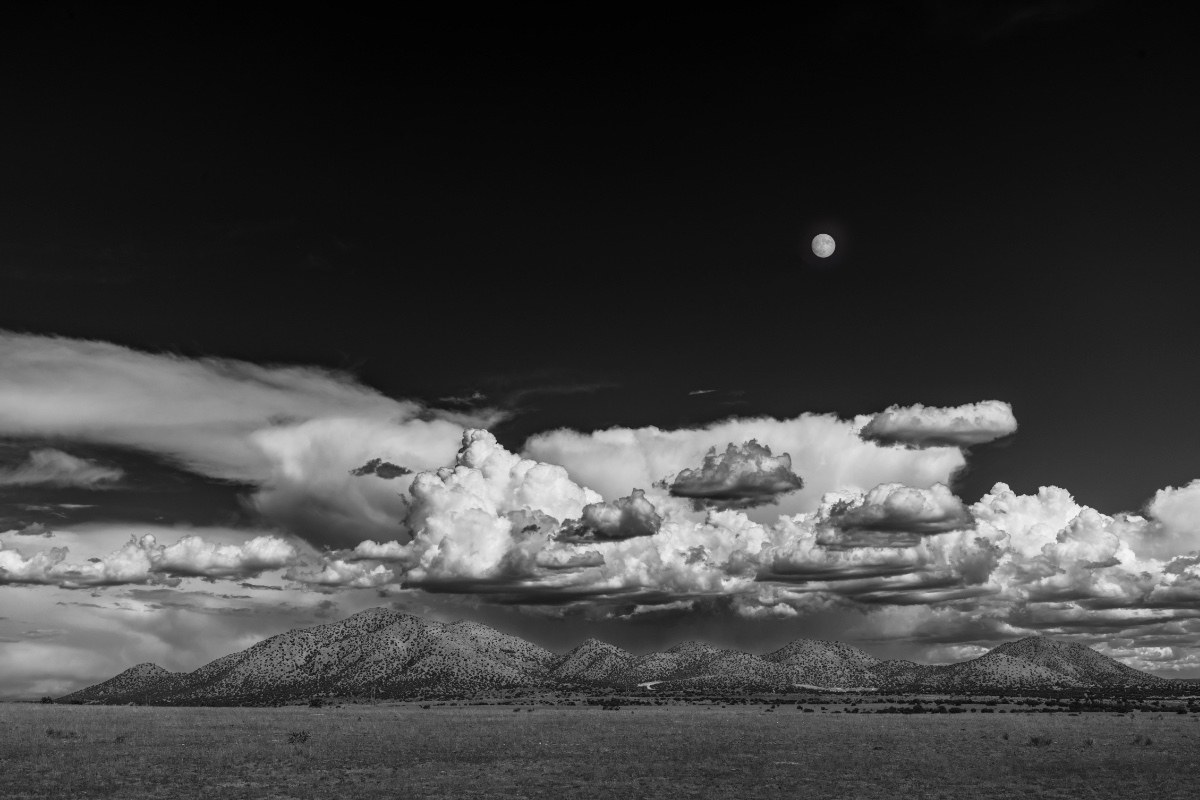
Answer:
290 432 1001 609
0 545 74 585
0 332 496 547
0 448 123 488
155 535 300 580
661 440 803 510
522 412 966 519
825 483 972 545
0 528 299 587
563 490 662 541
1140 480 1200 560
399 429 603 586
283 428 1200 663
285 559 395 589
859 400 1018 448
345 539 408 561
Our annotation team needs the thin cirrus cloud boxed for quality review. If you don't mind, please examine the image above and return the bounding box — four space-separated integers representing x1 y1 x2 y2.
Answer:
0 448 124 488
0 331 499 547
858 400 1018 448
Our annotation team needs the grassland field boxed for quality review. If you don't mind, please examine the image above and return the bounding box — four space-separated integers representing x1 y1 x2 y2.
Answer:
2 699 1199 799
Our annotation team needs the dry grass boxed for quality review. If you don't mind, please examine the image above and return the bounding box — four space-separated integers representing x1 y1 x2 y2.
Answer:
1 702 1198 799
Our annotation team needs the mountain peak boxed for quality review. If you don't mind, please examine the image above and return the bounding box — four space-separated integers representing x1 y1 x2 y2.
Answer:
665 641 720 655
128 662 171 674
58 614 1169 704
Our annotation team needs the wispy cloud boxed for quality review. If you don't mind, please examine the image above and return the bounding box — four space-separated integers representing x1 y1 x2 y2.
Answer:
0 331 498 547
0 449 123 488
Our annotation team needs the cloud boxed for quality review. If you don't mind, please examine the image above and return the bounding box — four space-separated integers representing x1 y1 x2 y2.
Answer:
1139 480 1200 560
522 412 966 519
661 440 803 510
154 535 300 580
247 417 474 548
0 448 123 488
560 490 663 541
0 331 496 547
859 400 1018 448
285 559 395 589
349 458 413 479
824 483 973 545
0 527 299 587
398 429 603 586
282 426 1200 659
285 432 997 610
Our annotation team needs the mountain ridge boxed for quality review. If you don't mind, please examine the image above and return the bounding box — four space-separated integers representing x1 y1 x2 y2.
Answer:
58 607 1172 705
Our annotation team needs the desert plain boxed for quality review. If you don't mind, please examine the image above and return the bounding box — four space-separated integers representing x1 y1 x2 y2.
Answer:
3 697 1199 799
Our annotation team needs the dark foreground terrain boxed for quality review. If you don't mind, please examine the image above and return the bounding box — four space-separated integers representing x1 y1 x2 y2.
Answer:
2 701 1199 799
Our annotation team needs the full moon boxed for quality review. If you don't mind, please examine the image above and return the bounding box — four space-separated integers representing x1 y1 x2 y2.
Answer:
811 233 836 258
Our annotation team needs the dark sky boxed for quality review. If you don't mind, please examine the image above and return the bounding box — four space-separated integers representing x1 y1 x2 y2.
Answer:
2 3 1198 510
5 2 1200 692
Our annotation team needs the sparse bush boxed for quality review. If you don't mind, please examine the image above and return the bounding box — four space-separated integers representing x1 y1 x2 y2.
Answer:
308 697 324 708
287 730 310 744
1029 735 1053 747
40 696 54 704
45 729 78 740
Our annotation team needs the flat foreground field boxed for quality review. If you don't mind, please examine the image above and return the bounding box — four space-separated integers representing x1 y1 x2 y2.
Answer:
2 702 1198 799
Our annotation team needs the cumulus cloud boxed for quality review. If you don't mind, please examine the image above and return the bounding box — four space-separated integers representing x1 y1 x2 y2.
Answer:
4 338 1197 674
155 535 300 580
285 559 395 589
1139 480 1200 560
284 426 1200 658
349 458 413 479
285 432 997 610
522 412 966 519
398 429 602 586
560 490 663 541
0 332 497 547
0 529 299 587
824 483 973 546
660 440 803 510
859 400 1018 448
0 448 123 488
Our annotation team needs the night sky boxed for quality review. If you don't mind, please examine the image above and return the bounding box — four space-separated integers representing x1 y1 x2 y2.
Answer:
3 2 1200 696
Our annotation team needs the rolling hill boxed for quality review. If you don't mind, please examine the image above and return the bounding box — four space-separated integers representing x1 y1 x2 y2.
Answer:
58 607 1171 704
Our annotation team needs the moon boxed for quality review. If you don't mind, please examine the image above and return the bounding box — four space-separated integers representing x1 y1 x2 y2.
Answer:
811 233 836 258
